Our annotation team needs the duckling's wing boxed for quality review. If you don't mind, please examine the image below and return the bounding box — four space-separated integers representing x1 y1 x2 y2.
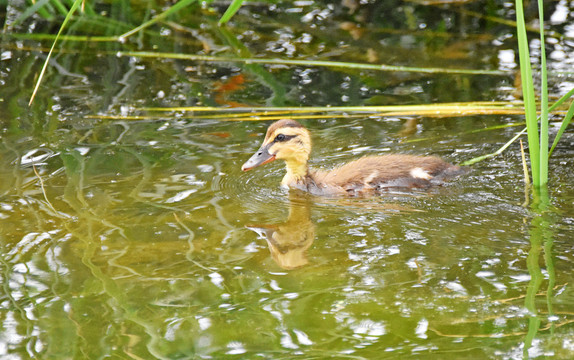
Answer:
323 155 462 192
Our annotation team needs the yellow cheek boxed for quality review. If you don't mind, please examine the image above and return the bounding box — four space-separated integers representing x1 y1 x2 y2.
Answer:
270 142 307 161
273 145 292 159
267 143 278 154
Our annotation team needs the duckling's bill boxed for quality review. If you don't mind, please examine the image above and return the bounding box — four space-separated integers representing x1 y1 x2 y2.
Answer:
242 144 276 171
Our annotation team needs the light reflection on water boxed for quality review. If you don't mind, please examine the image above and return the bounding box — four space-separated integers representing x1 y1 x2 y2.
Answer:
2 0 574 356
1 115 574 358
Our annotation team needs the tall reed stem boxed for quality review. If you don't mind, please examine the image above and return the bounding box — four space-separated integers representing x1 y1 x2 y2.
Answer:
514 0 543 187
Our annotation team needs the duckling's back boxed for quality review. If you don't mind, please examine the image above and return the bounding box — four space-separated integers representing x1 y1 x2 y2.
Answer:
311 154 466 196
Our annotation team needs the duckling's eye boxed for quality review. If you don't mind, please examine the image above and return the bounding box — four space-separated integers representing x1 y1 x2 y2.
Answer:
275 134 286 142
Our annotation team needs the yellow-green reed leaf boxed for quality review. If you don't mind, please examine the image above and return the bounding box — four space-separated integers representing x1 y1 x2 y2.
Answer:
12 33 120 42
13 0 53 26
117 50 509 76
520 139 531 187
515 0 540 186
461 128 527 166
404 123 526 144
140 102 521 113
545 86 574 157
548 100 574 158
119 0 201 40
51 0 71 16
29 0 82 106
548 87 574 112
218 0 245 25
215 24 287 106
537 0 549 186
462 89 573 166
458 8 560 38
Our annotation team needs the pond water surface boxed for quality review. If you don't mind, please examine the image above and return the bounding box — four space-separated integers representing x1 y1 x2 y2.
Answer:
1 1 574 359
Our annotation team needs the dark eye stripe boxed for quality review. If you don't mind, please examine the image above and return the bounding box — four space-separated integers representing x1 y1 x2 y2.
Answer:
274 134 296 142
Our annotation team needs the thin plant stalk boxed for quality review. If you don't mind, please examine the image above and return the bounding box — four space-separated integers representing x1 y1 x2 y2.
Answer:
462 87 574 166
537 0 549 187
515 0 540 187
29 0 83 105
219 0 246 25
117 50 509 76
548 100 574 157
119 0 201 40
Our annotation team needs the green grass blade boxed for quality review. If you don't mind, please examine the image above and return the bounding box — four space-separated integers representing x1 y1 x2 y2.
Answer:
537 0 549 186
51 0 72 16
29 0 82 106
461 128 527 166
548 100 574 158
13 0 54 26
140 102 523 113
546 86 574 158
117 50 508 76
215 24 287 106
515 0 540 186
460 89 574 166
548 87 574 112
218 0 245 25
119 0 201 40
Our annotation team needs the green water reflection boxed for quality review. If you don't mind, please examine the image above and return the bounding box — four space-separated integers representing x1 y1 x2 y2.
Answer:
2 116 573 358
1 0 574 359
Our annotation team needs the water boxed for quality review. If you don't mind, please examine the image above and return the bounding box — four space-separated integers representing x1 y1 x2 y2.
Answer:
1 1 574 359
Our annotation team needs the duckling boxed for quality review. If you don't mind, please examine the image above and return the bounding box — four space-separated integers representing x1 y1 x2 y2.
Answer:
242 119 466 196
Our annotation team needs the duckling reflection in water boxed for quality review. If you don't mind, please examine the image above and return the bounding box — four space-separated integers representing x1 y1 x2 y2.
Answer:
246 196 314 270
242 119 466 196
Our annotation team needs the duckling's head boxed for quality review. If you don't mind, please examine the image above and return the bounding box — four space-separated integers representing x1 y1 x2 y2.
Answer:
242 119 312 173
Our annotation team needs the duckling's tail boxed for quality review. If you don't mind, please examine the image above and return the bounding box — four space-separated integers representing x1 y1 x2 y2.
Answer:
434 164 471 182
